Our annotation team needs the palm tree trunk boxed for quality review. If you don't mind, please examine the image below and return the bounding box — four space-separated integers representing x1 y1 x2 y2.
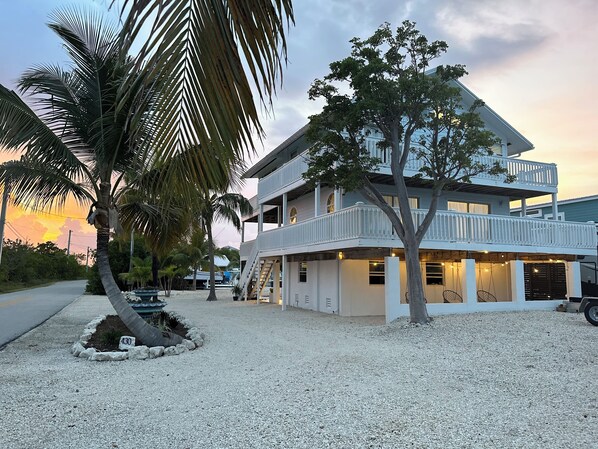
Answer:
192 264 197 291
206 224 217 301
96 220 182 347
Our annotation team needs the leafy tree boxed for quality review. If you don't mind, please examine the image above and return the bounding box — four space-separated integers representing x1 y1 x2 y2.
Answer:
171 228 211 291
119 256 153 289
219 246 240 270
304 22 511 324
198 192 252 301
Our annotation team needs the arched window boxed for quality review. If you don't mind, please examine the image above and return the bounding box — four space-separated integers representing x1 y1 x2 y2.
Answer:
326 193 335 213
289 207 297 224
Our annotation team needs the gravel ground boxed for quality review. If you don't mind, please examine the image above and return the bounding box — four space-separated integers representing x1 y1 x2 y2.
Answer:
0 290 597 449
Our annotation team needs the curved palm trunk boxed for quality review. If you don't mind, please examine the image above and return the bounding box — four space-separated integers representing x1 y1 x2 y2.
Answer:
96 223 182 347
206 224 217 301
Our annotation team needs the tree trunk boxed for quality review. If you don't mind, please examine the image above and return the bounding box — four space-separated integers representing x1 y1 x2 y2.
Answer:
192 265 197 291
206 224 217 301
404 242 430 324
95 182 182 347
96 227 182 346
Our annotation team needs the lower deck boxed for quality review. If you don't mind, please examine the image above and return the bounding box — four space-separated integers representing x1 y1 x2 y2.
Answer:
255 256 581 321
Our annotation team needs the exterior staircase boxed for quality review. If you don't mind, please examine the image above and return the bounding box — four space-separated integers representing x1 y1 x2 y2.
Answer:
238 245 279 302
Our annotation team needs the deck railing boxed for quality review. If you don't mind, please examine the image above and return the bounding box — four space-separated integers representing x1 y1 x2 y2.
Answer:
254 204 596 253
257 139 558 201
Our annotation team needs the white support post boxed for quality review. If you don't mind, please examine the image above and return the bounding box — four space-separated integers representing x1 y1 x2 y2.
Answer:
314 183 321 217
461 259 477 308
521 198 527 217
334 187 342 211
282 193 288 226
501 142 508 158
273 260 281 304
281 255 288 311
384 256 401 323
551 193 559 220
258 204 264 233
510 260 526 305
566 261 582 299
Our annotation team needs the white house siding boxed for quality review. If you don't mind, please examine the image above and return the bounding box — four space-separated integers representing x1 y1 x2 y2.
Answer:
343 187 511 216
287 260 339 313
339 260 386 316
286 187 337 224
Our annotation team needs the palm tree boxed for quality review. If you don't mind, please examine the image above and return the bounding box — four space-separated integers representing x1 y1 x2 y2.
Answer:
0 2 293 344
198 192 252 301
0 9 184 346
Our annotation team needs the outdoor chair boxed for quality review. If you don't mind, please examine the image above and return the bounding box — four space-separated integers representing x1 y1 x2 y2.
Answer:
442 289 463 303
477 290 497 302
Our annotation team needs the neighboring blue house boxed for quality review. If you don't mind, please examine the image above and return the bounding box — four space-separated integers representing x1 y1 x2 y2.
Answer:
512 195 598 292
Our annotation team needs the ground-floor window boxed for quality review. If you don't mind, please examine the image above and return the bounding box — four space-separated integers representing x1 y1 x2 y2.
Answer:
369 260 385 284
524 263 566 300
425 262 444 285
299 262 307 283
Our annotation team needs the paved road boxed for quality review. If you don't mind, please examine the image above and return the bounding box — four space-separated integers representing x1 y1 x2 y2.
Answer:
0 280 86 349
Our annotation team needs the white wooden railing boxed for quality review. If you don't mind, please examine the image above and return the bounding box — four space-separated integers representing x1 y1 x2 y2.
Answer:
257 139 558 201
253 204 596 252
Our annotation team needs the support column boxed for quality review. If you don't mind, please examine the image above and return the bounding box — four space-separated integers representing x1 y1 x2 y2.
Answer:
461 259 477 307
281 255 288 311
241 222 245 243
282 193 288 226
510 260 526 305
273 260 281 304
384 256 401 323
334 187 342 211
551 193 559 220
258 204 264 233
277 206 282 228
566 261 582 299
521 198 527 217
314 182 321 217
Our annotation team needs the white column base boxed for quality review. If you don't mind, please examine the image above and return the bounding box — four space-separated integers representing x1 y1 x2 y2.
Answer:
385 256 401 323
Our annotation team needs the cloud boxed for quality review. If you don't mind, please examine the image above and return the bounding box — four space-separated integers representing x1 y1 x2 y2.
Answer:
5 213 48 243
55 218 96 254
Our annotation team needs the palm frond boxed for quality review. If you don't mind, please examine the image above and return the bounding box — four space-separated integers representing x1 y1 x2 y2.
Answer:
0 159 94 212
115 0 294 191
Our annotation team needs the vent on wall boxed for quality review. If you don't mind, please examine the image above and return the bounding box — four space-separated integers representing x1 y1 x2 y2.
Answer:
326 297 332 308
305 295 310 305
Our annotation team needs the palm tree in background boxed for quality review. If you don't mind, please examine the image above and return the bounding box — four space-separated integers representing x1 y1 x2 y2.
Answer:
0 2 293 345
198 191 252 301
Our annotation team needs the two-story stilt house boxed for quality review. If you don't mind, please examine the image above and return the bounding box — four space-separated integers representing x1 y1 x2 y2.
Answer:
237 80 597 322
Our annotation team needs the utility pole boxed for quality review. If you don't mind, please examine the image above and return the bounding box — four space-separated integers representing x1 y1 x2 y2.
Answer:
66 229 72 256
0 180 9 265
129 230 134 272
85 246 90 272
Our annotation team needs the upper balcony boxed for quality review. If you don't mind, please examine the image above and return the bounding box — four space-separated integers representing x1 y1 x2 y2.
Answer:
242 204 596 258
256 137 558 204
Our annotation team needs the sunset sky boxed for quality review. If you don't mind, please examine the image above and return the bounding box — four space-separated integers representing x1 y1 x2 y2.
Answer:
0 0 596 252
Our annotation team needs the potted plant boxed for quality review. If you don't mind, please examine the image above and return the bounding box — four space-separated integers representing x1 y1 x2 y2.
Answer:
119 257 166 318
231 283 243 301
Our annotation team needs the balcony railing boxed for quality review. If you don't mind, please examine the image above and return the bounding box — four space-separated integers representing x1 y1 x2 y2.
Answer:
253 204 596 254
256 138 558 202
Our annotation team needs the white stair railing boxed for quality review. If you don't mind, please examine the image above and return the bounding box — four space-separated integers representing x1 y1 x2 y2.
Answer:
239 242 260 293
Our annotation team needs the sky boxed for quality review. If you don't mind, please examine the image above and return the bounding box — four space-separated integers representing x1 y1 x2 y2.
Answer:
0 0 596 252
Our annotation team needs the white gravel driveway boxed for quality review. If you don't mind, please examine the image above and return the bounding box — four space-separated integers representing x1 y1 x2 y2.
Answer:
0 291 596 449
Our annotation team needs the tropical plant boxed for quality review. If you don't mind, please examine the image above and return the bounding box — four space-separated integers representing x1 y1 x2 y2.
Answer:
197 192 252 301
0 9 186 346
304 22 512 324
119 256 153 289
0 1 294 344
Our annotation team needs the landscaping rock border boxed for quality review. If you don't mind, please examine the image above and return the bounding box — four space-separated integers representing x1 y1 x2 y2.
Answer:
71 312 205 361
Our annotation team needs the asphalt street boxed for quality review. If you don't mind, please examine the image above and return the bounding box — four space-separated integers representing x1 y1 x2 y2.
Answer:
0 280 86 349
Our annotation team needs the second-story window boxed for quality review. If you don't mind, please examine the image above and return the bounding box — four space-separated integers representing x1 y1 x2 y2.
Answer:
447 201 490 214
383 195 419 209
327 193 335 213
289 207 297 224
